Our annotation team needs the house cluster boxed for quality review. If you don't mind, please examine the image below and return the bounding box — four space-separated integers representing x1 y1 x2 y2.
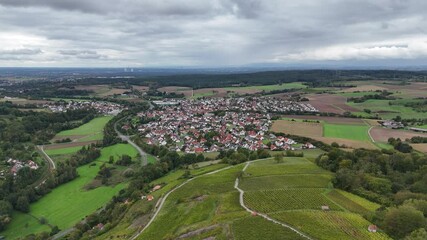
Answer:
379 120 404 129
137 97 306 153
6 158 39 176
44 100 124 115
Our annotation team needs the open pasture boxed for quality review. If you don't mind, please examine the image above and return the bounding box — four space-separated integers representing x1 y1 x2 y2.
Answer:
3 144 138 239
56 116 112 137
323 123 370 141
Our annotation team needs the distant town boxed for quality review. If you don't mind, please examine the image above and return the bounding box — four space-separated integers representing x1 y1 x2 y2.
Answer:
134 97 317 153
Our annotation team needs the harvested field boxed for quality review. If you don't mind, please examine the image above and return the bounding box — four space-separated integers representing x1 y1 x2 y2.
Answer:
271 120 323 138
411 144 427 153
44 140 99 150
306 94 359 114
370 127 427 142
283 115 364 125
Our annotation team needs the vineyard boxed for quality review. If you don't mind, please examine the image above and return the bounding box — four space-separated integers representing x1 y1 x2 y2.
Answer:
232 216 305 240
326 190 378 216
271 210 390 240
246 159 328 176
239 154 388 239
239 174 332 191
244 188 342 212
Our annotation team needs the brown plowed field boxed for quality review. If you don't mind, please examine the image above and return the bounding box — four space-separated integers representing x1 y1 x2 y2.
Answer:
306 94 359 114
411 144 427 153
271 120 323 138
370 127 427 142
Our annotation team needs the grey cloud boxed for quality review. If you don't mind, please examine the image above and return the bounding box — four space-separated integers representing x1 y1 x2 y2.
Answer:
0 48 42 55
58 50 105 59
0 0 427 67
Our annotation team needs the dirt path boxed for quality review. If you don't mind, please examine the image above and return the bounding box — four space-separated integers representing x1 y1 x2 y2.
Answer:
234 161 313 240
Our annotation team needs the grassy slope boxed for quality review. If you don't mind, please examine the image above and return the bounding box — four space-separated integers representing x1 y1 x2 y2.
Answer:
57 116 112 136
2 144 137 239
323 123 370 141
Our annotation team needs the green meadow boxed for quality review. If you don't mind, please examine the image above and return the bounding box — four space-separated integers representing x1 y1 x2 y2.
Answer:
323 123 371 141
57 116 112 136
3 144 138 239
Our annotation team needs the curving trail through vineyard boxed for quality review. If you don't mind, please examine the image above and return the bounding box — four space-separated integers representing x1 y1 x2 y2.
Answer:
234 161 313 240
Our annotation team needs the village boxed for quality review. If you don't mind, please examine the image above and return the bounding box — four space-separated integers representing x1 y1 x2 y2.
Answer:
43 100 124 115
135 97 317 153
2 158 39 178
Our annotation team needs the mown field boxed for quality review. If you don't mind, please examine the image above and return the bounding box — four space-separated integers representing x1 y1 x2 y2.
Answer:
2 144 138 239
323 123 371 141
56 116 112 137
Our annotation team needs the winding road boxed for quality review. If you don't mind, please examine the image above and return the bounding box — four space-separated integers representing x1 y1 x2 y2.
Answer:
114 117 151 166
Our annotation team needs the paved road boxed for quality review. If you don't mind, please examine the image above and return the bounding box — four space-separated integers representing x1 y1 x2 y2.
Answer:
37 145 56 170
114 118 151 166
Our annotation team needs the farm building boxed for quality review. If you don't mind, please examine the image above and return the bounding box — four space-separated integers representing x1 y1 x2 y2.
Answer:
368 225 377 233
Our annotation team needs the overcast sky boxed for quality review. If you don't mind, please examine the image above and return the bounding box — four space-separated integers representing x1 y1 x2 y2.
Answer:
0 0 426 67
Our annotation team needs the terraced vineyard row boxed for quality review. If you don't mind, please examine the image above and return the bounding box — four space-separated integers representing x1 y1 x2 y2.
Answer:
271 210 390 240
239 174 332 191
244 188 342 213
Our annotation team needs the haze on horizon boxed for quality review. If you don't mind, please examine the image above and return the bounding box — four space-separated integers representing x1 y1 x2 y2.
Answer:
1 0 427 68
